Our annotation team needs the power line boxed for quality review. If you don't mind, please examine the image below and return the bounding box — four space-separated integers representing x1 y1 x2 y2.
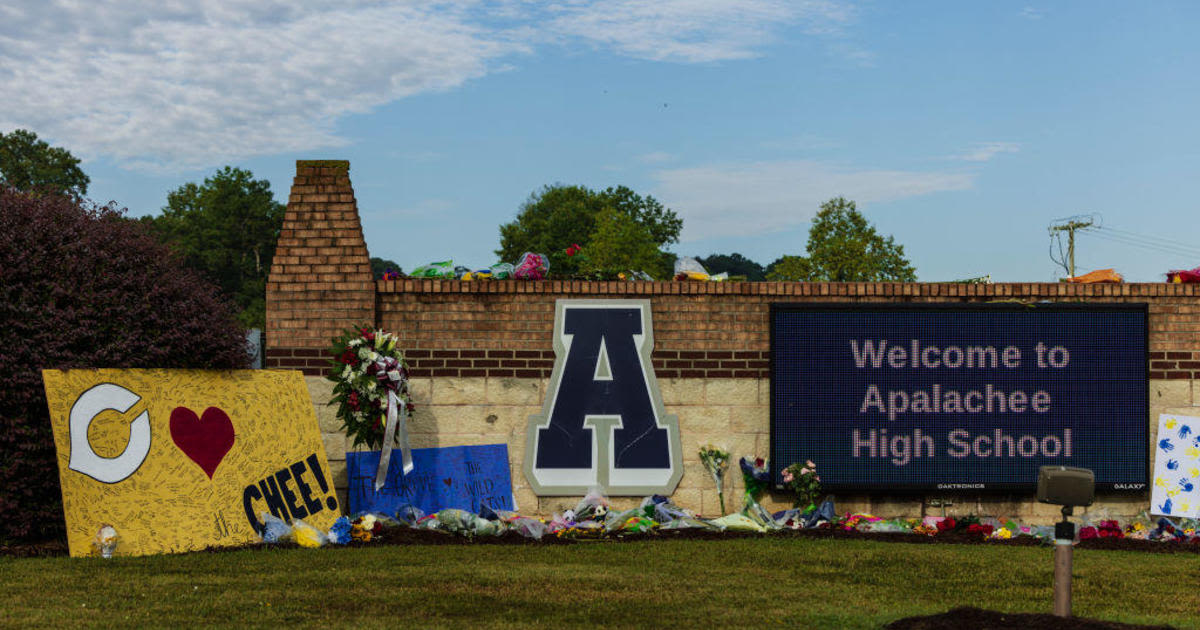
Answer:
1085 226 1200 259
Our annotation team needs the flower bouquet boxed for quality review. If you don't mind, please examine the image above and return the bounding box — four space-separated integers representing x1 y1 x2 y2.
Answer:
327 326 414 450
698 443 730 515
782 460 821 511
739 456 776 527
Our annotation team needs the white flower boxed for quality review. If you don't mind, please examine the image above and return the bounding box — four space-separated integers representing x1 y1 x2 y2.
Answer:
358 347 371 360
367 380 377 392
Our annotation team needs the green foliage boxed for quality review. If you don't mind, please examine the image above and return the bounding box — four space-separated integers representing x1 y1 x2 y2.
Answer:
496 184 681 277
143 167 285 328
767 197 916 282
0 129 89 198
697 252 766 281
577 209 669 279
370 257 403 279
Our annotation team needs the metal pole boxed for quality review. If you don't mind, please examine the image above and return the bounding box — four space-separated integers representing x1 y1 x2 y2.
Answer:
1053 507 1075 617
1053 539 1073 616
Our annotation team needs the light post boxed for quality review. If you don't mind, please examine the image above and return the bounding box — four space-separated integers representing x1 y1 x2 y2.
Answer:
1036 466 1095 618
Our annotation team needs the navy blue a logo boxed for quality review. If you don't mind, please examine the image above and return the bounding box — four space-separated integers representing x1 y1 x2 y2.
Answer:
524 299 682 495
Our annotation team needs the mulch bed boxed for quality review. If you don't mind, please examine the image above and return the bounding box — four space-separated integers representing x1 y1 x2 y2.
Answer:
884 607 1176 630
6 525 1200 557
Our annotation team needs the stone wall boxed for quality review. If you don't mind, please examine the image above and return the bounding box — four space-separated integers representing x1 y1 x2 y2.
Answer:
267 160 1200 522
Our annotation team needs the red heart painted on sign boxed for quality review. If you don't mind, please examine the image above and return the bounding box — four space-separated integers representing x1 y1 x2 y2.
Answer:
443 477 453 488
169 406 235 479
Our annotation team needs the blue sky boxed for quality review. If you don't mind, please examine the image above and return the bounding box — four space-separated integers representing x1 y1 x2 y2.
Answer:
4 1 1199 281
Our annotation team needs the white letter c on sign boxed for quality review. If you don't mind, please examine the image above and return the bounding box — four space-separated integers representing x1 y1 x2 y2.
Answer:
68 383 151 483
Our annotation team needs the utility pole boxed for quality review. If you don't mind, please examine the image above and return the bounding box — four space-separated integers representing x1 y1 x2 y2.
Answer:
1049 218 1094 278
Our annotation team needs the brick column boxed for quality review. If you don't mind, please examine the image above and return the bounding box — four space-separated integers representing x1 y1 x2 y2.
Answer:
265 160 374 375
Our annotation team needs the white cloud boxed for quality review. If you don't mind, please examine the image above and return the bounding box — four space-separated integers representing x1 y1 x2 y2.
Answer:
0 0 860 171
0 1 522 170
955 142 1021 162
543 0 854 63
1019 6 1045 20
653 160 974 241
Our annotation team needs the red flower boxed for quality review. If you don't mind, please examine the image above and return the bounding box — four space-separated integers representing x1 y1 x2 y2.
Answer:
348 391 360 411
339 349 357 365
1079 526 1098 540
966 523 993 538
936 518 957 533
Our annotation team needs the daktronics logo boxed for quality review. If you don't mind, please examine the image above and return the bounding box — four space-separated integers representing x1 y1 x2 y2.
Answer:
937 483 985 489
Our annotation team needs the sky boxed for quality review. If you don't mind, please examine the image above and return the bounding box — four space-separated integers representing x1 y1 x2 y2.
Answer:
3 1 1199 282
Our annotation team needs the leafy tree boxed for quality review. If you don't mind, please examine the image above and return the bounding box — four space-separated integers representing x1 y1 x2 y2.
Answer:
0 129 89 198
0 188 248 541
371 257 403 279
578 208 667 278
767 197 916 282
143 167 285 328
497 184 681 276
697 252 766 281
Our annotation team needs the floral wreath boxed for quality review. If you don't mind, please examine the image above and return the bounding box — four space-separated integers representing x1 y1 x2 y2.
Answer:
327 325 413 449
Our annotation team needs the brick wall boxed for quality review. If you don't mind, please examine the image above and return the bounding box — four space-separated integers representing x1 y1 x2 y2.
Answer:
376 279 1200 379
265 160 1200 522
265 160 373 358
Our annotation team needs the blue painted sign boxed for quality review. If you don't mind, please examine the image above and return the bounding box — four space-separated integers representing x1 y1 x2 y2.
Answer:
346 444 515 515
771 304 1148 492
524 299 682 496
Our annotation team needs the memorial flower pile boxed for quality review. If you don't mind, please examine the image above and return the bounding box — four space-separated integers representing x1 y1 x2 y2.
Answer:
327 326 414 449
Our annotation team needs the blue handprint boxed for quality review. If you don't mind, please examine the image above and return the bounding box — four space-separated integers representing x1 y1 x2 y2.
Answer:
1168 459 1180 470
1159 497 1173 514
1181 425 1193 439
1180 479 1195 493
1160 438 1175 452
1193 435 1200 448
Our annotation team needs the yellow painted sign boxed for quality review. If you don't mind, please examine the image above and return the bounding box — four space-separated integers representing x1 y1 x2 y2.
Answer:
43 369 341 557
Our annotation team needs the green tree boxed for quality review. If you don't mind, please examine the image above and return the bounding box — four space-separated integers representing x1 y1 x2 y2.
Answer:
767 197 916 282
143 167 285 328
497 184 681 277
578 208 666 278
0 129 89 198
697 252 766 281
371 257 403 279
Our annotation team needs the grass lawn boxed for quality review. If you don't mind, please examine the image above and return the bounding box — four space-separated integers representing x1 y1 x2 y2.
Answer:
3 537 1198 629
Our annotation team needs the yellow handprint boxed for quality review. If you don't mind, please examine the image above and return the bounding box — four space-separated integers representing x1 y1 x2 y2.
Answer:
1168 489 1180 497
1167 418 1178 429
1156 477 1168 488
1181 502 1193 513
1187 447 1200 459
1190 468 1200 478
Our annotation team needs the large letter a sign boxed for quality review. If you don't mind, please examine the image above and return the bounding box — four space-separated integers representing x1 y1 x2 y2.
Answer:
524 299 682 495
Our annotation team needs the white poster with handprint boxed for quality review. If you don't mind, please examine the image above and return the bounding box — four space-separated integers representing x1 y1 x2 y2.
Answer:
1151 414 1200 518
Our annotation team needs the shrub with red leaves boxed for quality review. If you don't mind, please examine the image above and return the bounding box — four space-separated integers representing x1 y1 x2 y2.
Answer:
0 188 249 542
